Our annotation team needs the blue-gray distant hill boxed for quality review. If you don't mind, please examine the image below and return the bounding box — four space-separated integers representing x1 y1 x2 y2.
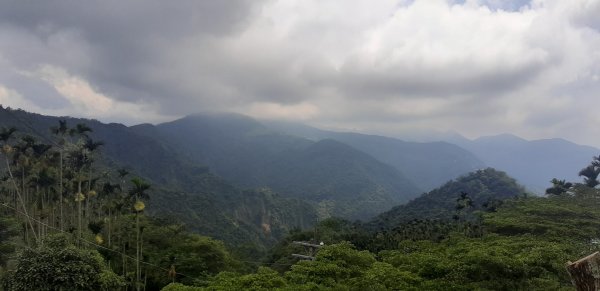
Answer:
137 113 422 220
262 120 484 191
448 133 599 193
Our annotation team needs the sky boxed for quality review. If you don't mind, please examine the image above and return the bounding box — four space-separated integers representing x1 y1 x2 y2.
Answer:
0 0 599 146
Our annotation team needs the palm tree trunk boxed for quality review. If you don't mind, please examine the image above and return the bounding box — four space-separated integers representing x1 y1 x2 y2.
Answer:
136 212 140 291
38 185 44 244
108 207 112 247
141 227 144 291
5 157 38 243
86 163 91 222
77 172 83 246
21 167 25 202
59 150 63 231
12 188 17 216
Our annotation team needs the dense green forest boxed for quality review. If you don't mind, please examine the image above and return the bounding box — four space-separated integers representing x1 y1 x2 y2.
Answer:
0 107 319 256
0 120 257 290
1 113 600 290
140 113 422 220
164 183 600 290
0 108 422 237
368 168 528 230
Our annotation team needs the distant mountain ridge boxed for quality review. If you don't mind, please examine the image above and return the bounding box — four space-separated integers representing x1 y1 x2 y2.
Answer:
449 133 600 193
262 120 485 191
206 119 600 196
142 113 422 220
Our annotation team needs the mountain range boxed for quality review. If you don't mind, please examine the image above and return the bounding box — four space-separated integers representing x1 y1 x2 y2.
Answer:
1 106 598 249
262 120 485 191
266 121 600 194
133 113 422 220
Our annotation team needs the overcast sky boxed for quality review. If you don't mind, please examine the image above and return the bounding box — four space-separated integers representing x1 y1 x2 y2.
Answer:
0 0 599 146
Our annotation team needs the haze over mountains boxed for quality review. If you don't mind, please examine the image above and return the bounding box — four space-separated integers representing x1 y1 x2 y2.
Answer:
1 107 598 247
266 120 600 194
263 120 485 191
449 134 600 193
134 113 422 220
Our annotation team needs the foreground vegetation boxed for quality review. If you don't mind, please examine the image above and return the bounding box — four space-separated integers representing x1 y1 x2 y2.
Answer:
158 193 597 290
162 161 600 290
0 123 243 290
1 118 600 290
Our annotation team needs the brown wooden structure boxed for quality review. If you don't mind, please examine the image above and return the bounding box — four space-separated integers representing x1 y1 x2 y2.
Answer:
567 252 600 291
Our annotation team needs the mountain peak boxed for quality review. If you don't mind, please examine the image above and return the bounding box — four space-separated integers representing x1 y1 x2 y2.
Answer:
474 133 528 144
185 111 252 120
162 112 268 137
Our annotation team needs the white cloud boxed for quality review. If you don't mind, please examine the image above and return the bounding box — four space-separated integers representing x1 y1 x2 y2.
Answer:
0 85 41 111
0 0 600 146
34 65 113 112
15 65 175 124
244 101 319 121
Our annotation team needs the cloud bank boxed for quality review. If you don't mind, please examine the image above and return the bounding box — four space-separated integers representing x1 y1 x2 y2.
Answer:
0 0 599 146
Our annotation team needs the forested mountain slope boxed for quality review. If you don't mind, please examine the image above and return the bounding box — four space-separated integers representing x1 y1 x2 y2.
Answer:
262 120 484 191
138 113 422 220
0 107 316 249
0 108 420 243
369 168 528 229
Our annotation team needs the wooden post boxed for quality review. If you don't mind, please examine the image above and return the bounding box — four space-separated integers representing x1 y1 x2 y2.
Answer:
567 252 600 291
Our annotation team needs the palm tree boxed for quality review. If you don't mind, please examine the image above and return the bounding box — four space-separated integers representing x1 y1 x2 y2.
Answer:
0 127 16 145
579 156 600 188
129 177 150 291
99 182 115 247
0 128 17 211
60 123 96 245
117 168 129 194
19 136 54 242
30 167 56 240
82 138 103 224
51 120 69 230
69 123 92 138
0 127 38 244
545 178 573 196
